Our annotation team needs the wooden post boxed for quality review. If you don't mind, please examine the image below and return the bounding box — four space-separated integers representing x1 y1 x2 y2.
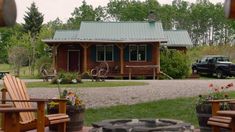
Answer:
52 45 56 70
83 46 88 72
52 44 60 70
129 68 132 80
80 43 91 73
37 101 45 132
224 0 235 19
4 112 20 131
116 44 125 75
1 85 7 130
153 68 156 80
0 0 17 27
120 46 124 74
156 43 160 78
211 102 220 132
58 101 67 132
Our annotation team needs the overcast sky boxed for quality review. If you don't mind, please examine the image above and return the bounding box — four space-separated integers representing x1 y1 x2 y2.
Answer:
15 0 224 23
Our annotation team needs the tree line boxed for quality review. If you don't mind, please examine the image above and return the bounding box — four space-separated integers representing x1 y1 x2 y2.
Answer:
0 0 234 76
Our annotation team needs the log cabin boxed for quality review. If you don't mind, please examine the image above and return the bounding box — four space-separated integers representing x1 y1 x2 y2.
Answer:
43 21 192 78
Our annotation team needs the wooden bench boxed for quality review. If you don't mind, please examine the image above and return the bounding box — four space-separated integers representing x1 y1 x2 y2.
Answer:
125 65 159 80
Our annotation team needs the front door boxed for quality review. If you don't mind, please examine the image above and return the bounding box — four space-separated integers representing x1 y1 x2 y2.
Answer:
68 50 80 72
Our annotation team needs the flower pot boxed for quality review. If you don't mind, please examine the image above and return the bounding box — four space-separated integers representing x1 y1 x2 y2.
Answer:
47 104 85 131
195 104 212 132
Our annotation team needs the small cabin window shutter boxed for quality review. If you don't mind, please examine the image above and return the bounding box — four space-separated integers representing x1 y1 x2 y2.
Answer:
91 45 96 61
125 46 129 61
114 46 119 61
147 45 152 62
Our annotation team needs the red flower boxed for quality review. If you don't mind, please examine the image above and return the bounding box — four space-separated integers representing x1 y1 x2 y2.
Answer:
227 83 234 88
214 88 219 92
209 83 213 88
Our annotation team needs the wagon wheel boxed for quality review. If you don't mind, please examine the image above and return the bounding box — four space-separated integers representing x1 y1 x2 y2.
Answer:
98 62 109 76
39 63 52 73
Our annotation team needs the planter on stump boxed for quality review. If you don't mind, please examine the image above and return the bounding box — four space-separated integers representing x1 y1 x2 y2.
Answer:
47 104 85 131
195 103 212 132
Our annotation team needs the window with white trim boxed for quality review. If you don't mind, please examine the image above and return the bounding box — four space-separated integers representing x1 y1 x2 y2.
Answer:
129 45 146 61
96 45 113 61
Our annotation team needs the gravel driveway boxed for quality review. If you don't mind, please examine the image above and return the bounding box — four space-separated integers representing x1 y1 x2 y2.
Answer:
26 79 235 108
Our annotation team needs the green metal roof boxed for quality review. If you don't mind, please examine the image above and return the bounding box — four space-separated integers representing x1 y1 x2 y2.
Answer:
44 22 193 47
53 30 79 40
47 21 167 43
163 30 192 47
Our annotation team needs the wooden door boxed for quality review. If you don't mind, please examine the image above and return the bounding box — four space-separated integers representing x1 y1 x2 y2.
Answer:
68 50 80 72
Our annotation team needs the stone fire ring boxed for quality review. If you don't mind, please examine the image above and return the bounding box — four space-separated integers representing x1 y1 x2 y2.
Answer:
92 118 194 132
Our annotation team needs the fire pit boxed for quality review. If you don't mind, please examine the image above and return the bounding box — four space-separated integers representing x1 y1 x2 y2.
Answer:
91 119 194 132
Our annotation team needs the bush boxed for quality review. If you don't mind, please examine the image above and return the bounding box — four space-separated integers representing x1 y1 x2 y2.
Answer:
160 49 190 79
51 71 82 84
81 71 91 79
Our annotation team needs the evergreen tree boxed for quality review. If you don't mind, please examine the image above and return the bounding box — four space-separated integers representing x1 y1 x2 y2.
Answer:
22 2 44 75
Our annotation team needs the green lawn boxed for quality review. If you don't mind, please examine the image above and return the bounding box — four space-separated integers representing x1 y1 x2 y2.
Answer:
85 97 198 126
84 92 235 127
26 81 147 88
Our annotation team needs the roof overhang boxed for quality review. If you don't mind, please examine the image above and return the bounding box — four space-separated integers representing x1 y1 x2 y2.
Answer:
161 44 193 48
43 39 167 45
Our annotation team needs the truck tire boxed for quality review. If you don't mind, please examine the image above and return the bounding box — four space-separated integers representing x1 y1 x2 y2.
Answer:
192 67 198 74
216 70 226 79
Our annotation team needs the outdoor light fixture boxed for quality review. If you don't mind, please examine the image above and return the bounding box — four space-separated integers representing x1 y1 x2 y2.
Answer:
0 0 16 26
224 0 235 19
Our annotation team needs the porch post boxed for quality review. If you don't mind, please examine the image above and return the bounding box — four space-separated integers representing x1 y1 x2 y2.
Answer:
120 46 124 74
116 44 125 74
52 45 55 69
84 46 88 72
52 44 60 70
156 43 160 75
80 43 91 72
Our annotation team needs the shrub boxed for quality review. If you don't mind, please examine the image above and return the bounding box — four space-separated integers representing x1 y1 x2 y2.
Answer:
160 49 190 79
81 71 91 79
51 71 82 84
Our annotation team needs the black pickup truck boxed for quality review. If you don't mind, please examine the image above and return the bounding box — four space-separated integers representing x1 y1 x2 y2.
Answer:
192 55 235 78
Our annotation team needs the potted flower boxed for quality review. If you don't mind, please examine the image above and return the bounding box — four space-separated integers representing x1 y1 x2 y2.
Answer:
48 89 85 131
195 82 233 132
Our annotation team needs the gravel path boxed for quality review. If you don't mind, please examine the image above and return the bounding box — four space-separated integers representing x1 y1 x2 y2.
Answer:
26 79 235 108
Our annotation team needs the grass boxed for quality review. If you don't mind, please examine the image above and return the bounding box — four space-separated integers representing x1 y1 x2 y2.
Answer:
84 91 235 127
26 81 148 88
0 64 39 78
0 64 11 71
85 97 198 126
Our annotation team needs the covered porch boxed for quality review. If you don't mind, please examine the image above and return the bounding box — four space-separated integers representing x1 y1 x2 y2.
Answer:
48 42 161 78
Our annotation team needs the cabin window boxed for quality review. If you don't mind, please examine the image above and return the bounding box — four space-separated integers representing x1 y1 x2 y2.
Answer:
96 45 113 61
129 45 146 61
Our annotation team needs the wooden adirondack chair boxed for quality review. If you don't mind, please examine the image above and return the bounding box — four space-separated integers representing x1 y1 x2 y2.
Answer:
207 99 235 132
0 74 70 132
